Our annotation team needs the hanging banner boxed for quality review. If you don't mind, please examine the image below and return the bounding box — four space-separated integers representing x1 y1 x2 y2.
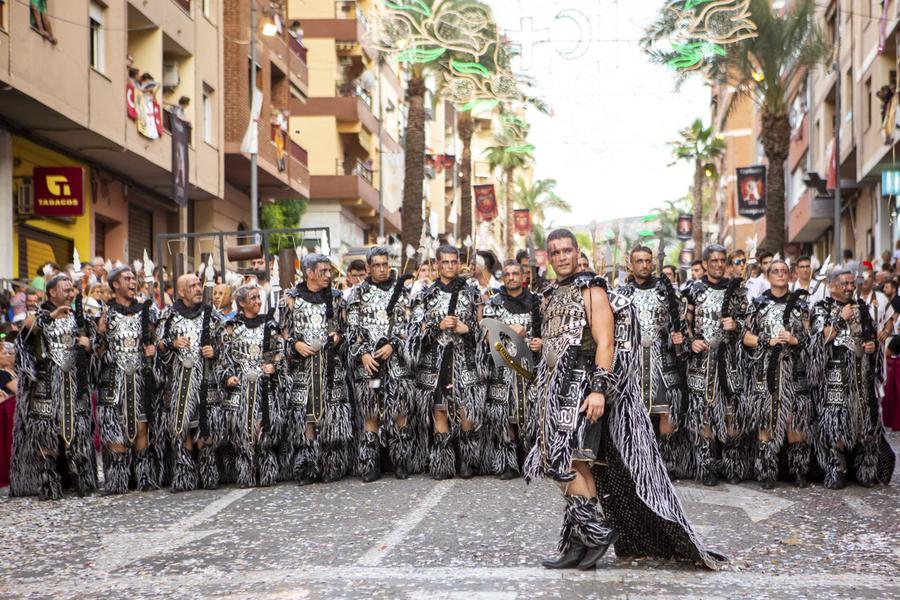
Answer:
513 208 531 236
474 184 498 222
426 154 456 173
736 165 767 220
171 114 190 207
136 86 160 140
33 167 85 217
126 79 137 121
677 214 693 240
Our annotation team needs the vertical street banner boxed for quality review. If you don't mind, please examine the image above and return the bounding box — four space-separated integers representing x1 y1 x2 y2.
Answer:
474 184 498 222
677 213 693 240
736 165 767 220
171 114 190 207
513 208 531 236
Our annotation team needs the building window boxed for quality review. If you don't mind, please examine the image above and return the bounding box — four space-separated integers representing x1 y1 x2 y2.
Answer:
865 77 872 130
90 2 105 73
202 0 211 20
202 84 214 144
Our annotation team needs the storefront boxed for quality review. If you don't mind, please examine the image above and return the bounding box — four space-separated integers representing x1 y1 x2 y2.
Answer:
11 136 91 280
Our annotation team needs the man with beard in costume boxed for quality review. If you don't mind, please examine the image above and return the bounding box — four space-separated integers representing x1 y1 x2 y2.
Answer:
524 229 725 571
95 266 159 494
219 285 284 488
406 244 485 480
742 259 812 489
346 246 416 482
10 274 96 499
809 269 896 489
684 244 748 486
481 260 542 479
615 246 690 478
156 274 223 492
280 253 352 484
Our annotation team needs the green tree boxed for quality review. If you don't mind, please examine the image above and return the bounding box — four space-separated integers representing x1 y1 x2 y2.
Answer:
668 118 725 250
484 142 532 258
511 177 571 246
644 0 828 253
260 198 308 251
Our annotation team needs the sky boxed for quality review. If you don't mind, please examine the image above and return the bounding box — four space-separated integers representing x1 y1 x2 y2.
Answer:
488 0 710 227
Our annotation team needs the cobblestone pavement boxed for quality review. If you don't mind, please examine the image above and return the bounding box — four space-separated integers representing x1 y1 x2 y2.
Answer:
2 435 898 599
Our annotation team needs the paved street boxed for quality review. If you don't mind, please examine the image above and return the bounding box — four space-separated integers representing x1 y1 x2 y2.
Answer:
2 435 899 599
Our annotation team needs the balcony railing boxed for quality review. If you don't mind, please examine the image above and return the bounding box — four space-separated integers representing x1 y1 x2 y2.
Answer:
288 34 308 62
337 158 373 184
289 139 308 166
162 108 193 142
173 0 191 14
336 81 372 107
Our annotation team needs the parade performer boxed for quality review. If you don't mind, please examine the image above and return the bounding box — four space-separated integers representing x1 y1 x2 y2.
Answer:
280 253 352 484
809 269 896 489
684 245 748 486
481 260 542 479
95 266 159 493
406 244 486 480
346 247 416 482
10 274 96 499
742 259 812 488
524 229 725 571
156 273 223 492
616 246 690 477
219 285 284 488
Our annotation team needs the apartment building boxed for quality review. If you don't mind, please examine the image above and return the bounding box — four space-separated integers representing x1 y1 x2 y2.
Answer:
0 0 226 278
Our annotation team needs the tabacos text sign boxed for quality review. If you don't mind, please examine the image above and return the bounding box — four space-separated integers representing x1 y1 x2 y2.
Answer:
33 167 85 217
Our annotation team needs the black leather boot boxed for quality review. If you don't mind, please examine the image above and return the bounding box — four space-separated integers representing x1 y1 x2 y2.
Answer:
541 541 587 569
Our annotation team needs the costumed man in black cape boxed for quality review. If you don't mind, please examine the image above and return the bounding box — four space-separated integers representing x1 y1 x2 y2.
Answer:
10 274 97 499
524 229 725 571
809 268 896 489
95 266 159 494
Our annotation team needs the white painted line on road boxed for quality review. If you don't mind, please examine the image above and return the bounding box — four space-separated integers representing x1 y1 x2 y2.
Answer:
357 480 456 566
677 484 794 523
408 593 517 600
94 488 254 573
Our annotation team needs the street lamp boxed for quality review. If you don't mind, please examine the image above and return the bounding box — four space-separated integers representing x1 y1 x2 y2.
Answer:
250 1 278 232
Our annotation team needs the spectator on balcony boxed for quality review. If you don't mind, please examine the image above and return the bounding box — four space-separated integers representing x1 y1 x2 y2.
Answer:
289 20 304 44
169 95 191 122
30 0 57 45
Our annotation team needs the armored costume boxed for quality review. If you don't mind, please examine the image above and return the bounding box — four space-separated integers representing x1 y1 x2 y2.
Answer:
684 277 748 483
481 287 541 476
156 300 224 492
809 298 896 487
616 276 689 476
346 275 418 479
280 282 352 483
218 312 285 488
96 299 159 493
523 274 725 569
406 277 486 479
10 301 97 499
744 290 811 485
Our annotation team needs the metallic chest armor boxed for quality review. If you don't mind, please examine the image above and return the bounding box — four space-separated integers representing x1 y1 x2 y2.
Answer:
168 311 204 365
106 309 144 374
484 301 532 332
290 297 331 348
694 286 726 341
832 304 863 355
355 285 394 343
632 287 667 342
757 302 787 337
43 313 79 370
542 282 587 370
229 322 266 376
427 287 476 346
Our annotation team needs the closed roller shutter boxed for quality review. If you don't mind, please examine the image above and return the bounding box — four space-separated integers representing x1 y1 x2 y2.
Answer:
95 219 106 259
18 226 74 279
127 203 153 262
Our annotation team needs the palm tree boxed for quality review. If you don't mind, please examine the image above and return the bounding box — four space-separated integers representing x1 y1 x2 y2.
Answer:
668 118 725 250
484 143 532 258
511 177 571 245
644 0 828 253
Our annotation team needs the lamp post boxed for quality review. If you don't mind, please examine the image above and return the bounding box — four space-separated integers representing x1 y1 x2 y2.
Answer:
250 0 259 231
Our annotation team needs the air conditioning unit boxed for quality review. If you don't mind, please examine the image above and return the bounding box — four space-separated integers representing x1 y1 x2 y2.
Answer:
163 61 181 90
15 178 34 216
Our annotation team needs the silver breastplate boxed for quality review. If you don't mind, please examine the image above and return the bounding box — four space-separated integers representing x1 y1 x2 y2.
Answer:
356 285 393 342
230 322 265 374
833 305 863 354
290 297 330 347
107 309 144 373
485 302 532 332
43 313 78 370
694 287 725 341
543 283 586 344
428 288 475 346
632 287 666 342
757 302 787 337
169 312 204 363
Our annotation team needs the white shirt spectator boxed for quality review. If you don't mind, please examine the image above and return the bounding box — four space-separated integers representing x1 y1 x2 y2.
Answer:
745 274 771 301
790 279 826 305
